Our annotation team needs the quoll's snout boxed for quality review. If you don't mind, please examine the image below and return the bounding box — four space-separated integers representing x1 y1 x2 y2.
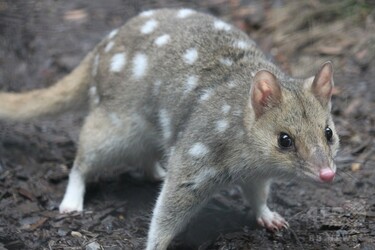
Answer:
319 168 335 182
308 146 336 183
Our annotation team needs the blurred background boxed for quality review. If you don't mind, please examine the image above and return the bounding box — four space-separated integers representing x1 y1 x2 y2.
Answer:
0 0 374 249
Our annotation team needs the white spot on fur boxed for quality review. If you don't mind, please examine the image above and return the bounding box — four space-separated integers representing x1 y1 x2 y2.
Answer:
110 53 126 72
214 20 231 31
183 48 198 64
251 72 256 77
94 97 100 105
222 104 231 114
216 120 229 133
141 19 158 34
177 9 194 18
188 143 209 158
233 40 251 50
159 109 172 140
227 81 236 88
200 88 214 102
153 80 162 95
89 86 97 96
184 75 198 94
92 54 100 76
154 34 170 47
237 130 245 138
109 112 122 127
140 10 154 17
107 29 118 39
192 168 217 188
132 53 148 79
89 86 100 105
233 108 243 117
219 57 233 66
105 41 114 53
169 146 176 157
59 169 85 213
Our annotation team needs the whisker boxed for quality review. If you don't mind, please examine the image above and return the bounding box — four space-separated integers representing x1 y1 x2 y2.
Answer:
336 171 358 182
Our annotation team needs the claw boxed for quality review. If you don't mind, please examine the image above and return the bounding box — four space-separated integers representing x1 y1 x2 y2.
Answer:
256 207 289 232
257 218 265 227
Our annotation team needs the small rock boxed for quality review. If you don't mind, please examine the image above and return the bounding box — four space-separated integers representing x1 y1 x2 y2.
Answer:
351 162 362 172
71 231 82 238
85 241 101 250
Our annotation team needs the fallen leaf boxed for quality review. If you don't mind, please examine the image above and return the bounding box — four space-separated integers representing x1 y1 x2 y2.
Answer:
317 45 343 55
29 217 48 231
18 187 36 201
64 9 88 22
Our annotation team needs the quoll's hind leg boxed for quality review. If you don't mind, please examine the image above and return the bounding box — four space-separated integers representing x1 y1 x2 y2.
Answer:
59 108 153 213
240 179 289 232
59 109 123 213
59 164 85 213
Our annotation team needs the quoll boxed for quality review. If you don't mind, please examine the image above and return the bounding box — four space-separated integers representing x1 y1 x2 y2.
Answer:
0 9 339 250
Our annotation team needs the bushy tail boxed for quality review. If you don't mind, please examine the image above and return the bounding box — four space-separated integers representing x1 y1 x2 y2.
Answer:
0 52 94 121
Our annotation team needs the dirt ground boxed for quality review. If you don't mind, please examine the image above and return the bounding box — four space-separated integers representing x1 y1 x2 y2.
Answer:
0 0 374 249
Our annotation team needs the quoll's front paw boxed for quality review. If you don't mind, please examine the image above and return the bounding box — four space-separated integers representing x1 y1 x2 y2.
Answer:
257 206 289 232
59 195 84 213
59 201 83 213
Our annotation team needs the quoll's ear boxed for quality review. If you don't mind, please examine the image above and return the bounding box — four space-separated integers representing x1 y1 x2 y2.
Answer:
307 61 334 108
250 70 282 118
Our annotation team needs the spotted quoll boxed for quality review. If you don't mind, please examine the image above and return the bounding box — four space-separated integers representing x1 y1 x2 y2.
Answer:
0 8 339 250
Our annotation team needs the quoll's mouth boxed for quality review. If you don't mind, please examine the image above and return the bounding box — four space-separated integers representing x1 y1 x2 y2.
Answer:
319 168 335 182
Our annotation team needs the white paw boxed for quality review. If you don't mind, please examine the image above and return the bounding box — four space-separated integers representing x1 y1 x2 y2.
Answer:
59 196 84 213
59 169 85 213
256 206 289 232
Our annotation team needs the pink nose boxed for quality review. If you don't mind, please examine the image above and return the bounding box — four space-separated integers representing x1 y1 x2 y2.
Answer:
319 168 335 182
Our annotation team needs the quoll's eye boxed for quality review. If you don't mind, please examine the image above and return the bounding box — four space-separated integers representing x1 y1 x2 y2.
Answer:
278 132 293 149
325 126 333 142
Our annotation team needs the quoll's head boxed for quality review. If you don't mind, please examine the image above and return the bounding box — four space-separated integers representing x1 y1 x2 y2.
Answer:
248 62 339 183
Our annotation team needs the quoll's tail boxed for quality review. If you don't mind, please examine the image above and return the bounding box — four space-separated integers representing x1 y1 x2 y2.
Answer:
0 52 94 121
